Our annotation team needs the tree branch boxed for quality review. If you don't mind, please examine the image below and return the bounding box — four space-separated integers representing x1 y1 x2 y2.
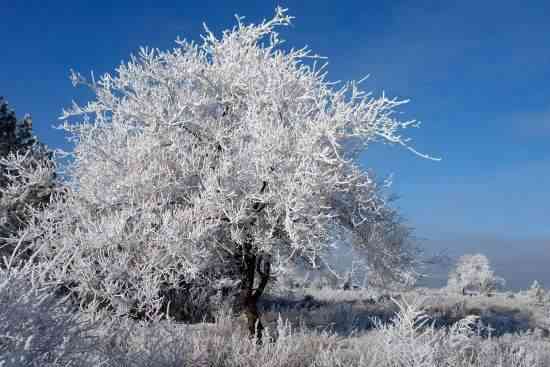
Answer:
251 181 268 212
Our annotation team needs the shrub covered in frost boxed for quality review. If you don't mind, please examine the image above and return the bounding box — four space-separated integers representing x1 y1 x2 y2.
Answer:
0 264 99 366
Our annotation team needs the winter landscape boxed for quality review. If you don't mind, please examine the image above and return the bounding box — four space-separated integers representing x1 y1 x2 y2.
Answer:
1 3 549 366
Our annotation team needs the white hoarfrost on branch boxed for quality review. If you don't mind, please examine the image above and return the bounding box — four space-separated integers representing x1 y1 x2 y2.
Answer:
22 8 435 335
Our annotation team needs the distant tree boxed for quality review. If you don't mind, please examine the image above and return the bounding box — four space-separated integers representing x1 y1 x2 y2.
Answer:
0 97 30 157
0 98 58 262
447 254 505 295
20 8 435 338
527 280 545 304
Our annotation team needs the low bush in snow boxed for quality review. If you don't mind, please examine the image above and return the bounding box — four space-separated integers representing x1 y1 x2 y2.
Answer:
0 264 100 367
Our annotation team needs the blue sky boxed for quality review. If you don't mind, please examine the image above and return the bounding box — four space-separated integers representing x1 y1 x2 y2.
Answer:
2 1 549 288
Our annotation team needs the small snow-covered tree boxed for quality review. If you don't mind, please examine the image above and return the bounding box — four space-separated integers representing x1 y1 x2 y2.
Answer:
22 8 436 337
527 280 545 304
0 98 58 262
448 254 505 295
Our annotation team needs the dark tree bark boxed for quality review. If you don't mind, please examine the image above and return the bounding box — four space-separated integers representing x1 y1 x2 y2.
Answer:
236 241 271 341
234 180 271 340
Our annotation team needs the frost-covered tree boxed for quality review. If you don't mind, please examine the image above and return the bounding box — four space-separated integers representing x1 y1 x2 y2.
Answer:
447 254 505 295
0 98 58 262
527 280 546 304
22 8 435 337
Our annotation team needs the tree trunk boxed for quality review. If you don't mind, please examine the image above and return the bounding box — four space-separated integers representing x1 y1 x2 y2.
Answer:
236 242 270 342
239 290 264 339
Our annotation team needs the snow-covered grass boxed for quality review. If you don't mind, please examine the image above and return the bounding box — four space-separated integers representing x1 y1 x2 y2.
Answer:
3 281 550 366
70 297 550 366
258 286 550 338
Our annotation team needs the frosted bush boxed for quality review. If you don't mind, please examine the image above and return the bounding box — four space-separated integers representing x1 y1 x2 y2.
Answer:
372 297 442 366
0 263 99 366
370 297 497 367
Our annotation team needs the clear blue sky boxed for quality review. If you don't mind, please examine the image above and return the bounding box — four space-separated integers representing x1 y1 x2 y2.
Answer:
2 1 549 288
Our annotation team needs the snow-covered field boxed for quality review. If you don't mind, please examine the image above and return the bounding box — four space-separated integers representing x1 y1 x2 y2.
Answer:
3 277 550 366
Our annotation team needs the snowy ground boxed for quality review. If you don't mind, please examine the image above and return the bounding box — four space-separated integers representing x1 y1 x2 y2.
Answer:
4 283 550 366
